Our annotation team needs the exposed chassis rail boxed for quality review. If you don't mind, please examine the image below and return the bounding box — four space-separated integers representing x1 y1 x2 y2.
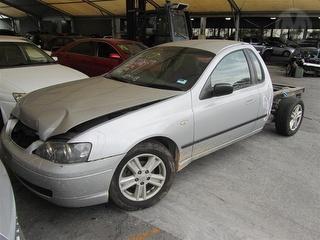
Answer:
272 83 305 112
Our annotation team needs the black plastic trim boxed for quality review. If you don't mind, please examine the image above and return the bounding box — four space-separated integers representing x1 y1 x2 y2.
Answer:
67 98 169 134
18 176 53 198
181 114 268 149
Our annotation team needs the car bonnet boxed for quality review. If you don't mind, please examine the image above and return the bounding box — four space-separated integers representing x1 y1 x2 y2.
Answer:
12 76 182 140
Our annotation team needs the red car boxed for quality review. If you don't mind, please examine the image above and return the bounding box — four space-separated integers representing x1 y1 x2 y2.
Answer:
52 38 147 77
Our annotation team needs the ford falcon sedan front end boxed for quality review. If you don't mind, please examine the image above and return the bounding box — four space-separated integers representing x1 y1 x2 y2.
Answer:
1 40 274 210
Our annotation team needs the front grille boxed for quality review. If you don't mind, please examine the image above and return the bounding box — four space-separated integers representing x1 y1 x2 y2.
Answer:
11 121 39 148
18 176 53 197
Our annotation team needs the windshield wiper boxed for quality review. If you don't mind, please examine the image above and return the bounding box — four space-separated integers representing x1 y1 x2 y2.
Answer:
105 75 183 91
29 61 55 65
106 75 131 84
7 63 28 67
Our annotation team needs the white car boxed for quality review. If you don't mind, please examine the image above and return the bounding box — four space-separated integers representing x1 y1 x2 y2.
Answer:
1 40 304 211
0 36 88 129
0 160 20 240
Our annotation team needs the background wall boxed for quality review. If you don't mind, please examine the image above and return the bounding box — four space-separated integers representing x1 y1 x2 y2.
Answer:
73 17 112 36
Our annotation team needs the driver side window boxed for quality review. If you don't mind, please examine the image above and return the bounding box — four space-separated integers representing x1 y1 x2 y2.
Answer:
209 50 252 91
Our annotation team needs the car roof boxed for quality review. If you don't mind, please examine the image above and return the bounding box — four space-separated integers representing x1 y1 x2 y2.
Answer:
0 35 28 43
73 38 142 45
159 40 248 54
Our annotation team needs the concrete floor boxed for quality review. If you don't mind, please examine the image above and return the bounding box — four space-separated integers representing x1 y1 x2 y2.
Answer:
8 65 320 240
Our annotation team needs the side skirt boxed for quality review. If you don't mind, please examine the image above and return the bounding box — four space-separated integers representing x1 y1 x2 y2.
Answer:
177 127 263 171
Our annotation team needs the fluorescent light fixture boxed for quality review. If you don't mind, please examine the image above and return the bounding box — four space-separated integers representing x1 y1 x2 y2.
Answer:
270 17 277 20
225 17 231 21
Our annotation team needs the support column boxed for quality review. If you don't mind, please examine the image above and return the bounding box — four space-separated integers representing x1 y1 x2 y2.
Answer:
234 13 240 41
126 0 136 40
303 27 308 39
112 17 121 38
13 19 20 33
70 19 75 34
199 17 207 40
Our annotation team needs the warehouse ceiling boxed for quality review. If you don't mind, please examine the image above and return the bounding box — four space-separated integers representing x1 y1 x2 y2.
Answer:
0 2 27 17
1 0 320 17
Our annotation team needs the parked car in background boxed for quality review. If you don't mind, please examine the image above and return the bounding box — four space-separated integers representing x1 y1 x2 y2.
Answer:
242 37 273 61
0 160 21 240
52 38 147 77
298 38 320 48
288 46 320 77
265 37 295 57
291 47 320 60
44 36 83 52
0 36 88 130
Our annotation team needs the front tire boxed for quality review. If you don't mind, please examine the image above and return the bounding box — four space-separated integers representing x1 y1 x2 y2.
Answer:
275 97 304 136
110 141 176 211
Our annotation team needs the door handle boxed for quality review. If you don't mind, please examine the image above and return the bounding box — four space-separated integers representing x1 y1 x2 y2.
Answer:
246 99 256 105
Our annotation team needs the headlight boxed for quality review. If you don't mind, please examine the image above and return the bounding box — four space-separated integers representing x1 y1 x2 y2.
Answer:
12 92 26 102
34 142 92 164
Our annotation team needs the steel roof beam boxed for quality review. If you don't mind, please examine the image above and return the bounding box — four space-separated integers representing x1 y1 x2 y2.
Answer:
0 0 37 17
192 11 320 17
37 0 72 16
146 0 160 9
82 0 114 16
227 0 240 13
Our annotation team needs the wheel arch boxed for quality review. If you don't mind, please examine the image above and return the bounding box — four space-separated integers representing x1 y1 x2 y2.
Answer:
131 136 180 170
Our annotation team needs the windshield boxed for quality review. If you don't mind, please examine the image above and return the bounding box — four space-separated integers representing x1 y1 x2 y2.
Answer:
0 42 54 68
117 43 147 56
107 46 215 91
172 11 189 39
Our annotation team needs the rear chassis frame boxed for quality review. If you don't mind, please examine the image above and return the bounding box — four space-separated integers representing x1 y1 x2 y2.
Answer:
271 83 305 121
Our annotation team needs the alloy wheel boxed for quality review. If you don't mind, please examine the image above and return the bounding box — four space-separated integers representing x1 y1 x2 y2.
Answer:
289 104 303 131
118 154 166 202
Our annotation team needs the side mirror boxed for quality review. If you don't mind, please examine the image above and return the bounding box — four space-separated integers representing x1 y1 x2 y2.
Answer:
200 82 234 100
213 83 234 96
109 53 121 59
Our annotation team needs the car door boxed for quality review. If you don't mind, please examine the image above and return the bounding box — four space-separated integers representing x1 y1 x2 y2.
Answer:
269 41 282 55
91 42 123 76
63 41 96 76
245 49 273 130
191 49 261 157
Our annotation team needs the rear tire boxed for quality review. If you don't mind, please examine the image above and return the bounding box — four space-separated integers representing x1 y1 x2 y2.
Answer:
282 51 291 57
275 97 304 136
110 141 176 211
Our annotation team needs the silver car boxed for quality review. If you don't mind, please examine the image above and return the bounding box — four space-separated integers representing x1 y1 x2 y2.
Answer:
1 40 273 210
0 160 17 240
265 38 295 57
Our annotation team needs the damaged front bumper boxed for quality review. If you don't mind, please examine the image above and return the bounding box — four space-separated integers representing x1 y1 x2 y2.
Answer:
0 121 124 208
